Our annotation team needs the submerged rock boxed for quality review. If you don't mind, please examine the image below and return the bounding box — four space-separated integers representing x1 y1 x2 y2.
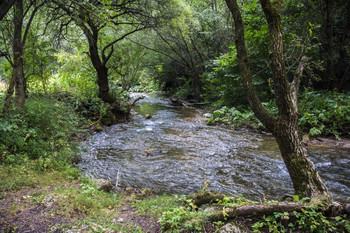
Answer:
144 150 162 157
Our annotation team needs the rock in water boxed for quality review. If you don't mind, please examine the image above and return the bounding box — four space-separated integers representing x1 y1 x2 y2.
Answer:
145 114 152 119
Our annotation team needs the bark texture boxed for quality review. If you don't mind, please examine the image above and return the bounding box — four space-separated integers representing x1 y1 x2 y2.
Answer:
2 0 25 112
84 26 115 104
0 0 16 20
208 202 305 222
2 0 43 112
187 191 226 207
224 0 329 198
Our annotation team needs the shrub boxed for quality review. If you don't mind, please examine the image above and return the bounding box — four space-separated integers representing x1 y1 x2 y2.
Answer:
0 96 85 164
207 91 350 138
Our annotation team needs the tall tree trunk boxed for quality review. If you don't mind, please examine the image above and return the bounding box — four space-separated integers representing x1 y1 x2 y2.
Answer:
2 0 25 112
335 0 350 90
224 0 329 198
324 0 337 89
2 73 16 113
96 65 115 104
84 28 115 104
13 0 25 109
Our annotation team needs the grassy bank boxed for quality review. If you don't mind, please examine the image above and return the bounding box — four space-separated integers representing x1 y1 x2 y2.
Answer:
1 164 349 232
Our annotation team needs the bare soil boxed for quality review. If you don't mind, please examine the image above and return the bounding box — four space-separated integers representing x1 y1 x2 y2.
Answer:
0 186 161 233
0 187 69 233
307 136 350 150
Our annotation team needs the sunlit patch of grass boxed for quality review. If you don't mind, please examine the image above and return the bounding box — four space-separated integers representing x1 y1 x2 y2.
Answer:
73 218 144 233
132 193 180 218
0 163 80 192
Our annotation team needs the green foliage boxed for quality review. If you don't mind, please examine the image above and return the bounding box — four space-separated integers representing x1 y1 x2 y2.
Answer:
132 194 180 218
158 196 212 232
0 96 85 164
252 205 349 233
159 206 210 232
202 0 271 107
298 91 350 139
216 195 257 208
207 106 263 130
207 91 350 138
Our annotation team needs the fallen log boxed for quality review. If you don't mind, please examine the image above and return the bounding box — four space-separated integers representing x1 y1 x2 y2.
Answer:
208 202 305 222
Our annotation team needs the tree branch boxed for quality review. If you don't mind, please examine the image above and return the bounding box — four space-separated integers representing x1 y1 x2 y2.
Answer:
101 26 148 64
22 2 46 45
0 0 15 21
126 37 185 66
292 56 308 94
225 0 276 132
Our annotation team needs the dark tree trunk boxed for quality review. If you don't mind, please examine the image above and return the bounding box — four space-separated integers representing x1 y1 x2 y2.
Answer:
324 0 337 89
2 0 25 112
13 0 25 109
335 0 350 90
0 0 16 20
2 73 16 113
224 0 329 199
84 27 115 104
96 65 114 104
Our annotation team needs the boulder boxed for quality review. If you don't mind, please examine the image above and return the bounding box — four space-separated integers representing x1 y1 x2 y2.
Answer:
101 111 116 126
217 223 247 233
95 123 104 132
95 179 114 192
343 203 350 215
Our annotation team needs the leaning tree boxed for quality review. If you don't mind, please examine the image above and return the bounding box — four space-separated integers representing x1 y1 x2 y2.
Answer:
224 0 329 198
50 0 159 105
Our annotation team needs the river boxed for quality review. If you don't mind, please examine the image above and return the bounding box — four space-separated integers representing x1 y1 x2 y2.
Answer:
79 93 350 201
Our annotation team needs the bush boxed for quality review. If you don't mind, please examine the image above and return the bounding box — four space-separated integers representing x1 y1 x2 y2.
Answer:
207 91 350 138
298 91 350 139
0 96 85 164
207 106 264 131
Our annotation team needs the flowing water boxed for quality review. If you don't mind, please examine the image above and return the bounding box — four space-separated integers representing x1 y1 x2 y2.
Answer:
80 93 350 201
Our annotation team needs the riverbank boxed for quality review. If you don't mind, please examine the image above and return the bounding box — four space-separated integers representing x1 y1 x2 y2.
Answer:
1 163 349 232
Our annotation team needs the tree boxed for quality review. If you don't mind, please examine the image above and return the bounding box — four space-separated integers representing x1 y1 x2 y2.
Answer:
224 0 329 198
2 0 44 112
50 0 158 105
135 0 232 99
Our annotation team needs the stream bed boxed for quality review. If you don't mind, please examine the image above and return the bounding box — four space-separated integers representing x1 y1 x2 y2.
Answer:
79 93 350 201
